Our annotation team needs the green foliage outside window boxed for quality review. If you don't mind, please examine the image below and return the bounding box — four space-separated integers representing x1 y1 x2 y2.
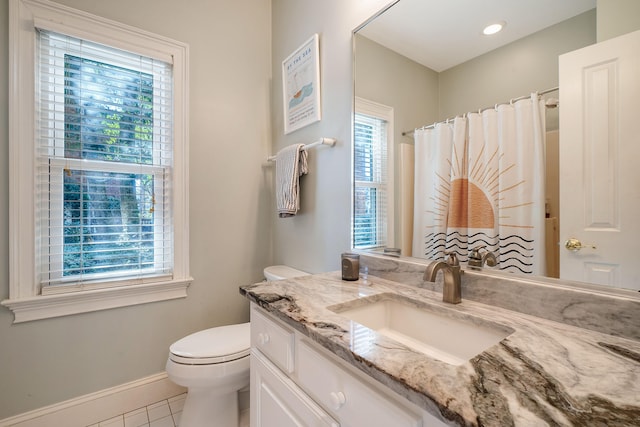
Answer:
62 55 156 276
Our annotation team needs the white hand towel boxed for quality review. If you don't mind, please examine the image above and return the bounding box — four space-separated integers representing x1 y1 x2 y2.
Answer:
276 144 308 217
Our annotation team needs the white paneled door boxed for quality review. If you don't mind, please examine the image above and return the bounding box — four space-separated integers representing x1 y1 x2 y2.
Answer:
559 29 640 290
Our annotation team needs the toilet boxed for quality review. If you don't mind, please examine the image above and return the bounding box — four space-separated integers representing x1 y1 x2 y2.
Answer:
165 265 309 426
263 264 310 281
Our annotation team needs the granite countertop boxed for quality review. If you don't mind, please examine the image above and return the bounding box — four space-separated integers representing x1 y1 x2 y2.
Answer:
239 271 640 426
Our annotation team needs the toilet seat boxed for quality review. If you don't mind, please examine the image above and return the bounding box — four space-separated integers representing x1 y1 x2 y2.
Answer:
169 322 250 365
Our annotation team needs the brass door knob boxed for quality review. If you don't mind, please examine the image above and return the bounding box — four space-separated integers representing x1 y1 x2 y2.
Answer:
564 238 597 252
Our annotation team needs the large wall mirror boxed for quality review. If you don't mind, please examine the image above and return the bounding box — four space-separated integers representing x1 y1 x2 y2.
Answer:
353 0 640 291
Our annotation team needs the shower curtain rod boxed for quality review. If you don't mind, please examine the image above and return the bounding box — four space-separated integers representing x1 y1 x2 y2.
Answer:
401 86 559 137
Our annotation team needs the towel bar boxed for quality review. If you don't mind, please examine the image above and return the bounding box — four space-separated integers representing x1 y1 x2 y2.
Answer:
267 137 336 162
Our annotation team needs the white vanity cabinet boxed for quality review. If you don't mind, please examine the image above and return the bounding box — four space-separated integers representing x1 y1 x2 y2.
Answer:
251 305 338 427
252 350 338 427
250 304 447 427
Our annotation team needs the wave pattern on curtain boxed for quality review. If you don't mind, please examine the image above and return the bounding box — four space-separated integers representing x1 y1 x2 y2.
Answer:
413 94 546 275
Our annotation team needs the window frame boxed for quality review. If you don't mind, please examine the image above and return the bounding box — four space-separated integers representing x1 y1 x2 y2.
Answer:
353 97 395 250
39 32 171 291
3 0 191 323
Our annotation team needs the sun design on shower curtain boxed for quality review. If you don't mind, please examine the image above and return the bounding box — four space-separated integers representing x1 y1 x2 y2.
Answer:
415 97 546 275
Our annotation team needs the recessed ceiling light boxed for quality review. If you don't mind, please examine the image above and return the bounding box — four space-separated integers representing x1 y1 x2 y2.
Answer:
483 21 506 36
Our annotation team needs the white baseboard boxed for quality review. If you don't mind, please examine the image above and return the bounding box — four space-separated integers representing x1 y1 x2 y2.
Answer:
0 372 186 427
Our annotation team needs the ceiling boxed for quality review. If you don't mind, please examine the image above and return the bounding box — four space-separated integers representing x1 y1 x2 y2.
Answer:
357 0 596 72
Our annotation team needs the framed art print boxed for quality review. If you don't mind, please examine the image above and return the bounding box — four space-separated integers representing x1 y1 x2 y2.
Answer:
282 34 321 134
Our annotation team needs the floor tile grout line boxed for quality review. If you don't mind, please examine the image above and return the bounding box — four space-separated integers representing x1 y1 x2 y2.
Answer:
90 393 187 427
145 405 151 426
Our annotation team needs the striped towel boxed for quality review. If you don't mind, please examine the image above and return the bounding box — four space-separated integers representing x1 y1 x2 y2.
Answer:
276 144 308 217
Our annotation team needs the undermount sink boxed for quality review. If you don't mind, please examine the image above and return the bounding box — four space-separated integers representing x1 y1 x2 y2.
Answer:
329 294 513 366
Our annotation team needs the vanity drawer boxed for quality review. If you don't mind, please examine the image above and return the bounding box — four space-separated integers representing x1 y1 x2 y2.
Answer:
251 305 295 373
297 338 422 427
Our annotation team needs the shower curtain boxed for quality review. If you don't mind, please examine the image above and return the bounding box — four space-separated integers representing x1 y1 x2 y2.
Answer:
413 94 546 275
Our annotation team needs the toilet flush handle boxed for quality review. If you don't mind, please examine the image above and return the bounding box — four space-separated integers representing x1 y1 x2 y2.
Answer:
329 391 346 410
258 332 270 345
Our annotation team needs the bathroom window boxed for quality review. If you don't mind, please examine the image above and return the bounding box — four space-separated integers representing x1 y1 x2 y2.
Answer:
37 31 173 291
4 0 191 322
353 98 394 250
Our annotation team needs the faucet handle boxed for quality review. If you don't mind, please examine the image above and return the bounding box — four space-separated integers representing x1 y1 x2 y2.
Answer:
444 251 459 267
468 247 483 268
468 246 497 268
469 246 483 260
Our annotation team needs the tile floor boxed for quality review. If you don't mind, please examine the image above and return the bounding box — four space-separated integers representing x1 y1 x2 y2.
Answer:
87 393 250 427
87 394 185 427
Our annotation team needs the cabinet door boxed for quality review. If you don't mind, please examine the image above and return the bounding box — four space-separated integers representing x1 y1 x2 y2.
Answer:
251 349 338 427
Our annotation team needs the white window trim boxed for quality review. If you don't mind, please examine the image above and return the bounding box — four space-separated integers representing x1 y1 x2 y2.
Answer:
3 0 192 323
353 97 395 249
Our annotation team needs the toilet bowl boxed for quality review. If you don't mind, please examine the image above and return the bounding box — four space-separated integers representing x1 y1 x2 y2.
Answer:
166 322 250 427
165 265 308 426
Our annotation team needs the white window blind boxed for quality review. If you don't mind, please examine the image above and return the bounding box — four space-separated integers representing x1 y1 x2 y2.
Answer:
37 30 174 293
354 112 389 249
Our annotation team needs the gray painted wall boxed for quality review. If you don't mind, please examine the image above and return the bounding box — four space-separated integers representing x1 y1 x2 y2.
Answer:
438 10 596 122
597 0 640 42
0 0 272 418
353 10 597 134
354 34 439 249
355 34 439 133
270 0 389 274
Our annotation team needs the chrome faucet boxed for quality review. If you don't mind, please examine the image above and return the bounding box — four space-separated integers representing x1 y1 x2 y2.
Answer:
424 253 462 304
468 246 497 270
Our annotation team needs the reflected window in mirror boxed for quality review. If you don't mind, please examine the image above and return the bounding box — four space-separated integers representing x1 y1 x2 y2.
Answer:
353 98 394 250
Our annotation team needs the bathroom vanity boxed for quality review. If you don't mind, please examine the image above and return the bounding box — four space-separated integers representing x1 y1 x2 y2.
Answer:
239 255 640 426
250 304 444 426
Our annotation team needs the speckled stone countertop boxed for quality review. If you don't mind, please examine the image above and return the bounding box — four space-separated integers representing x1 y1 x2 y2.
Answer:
239 271 640 426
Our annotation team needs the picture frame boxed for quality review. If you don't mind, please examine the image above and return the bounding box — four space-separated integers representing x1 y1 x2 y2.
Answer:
282 34 321 134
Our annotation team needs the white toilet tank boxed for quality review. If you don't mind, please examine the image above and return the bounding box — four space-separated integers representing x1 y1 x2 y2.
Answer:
264 265 309 281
